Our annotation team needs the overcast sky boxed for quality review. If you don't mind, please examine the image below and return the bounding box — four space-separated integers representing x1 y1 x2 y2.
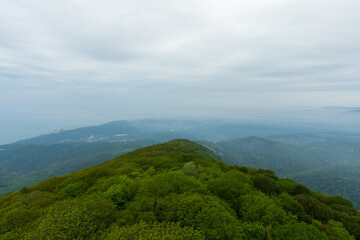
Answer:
1 0 360 142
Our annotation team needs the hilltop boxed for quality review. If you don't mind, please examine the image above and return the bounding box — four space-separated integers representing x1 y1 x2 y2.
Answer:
0 140 359 239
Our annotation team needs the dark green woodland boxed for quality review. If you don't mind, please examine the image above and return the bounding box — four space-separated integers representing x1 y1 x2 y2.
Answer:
1 140 359 239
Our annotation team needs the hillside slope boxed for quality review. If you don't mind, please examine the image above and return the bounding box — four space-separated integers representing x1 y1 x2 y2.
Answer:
201 136 329 175
200 137 360 210
0 140 359 239
0 140 158 196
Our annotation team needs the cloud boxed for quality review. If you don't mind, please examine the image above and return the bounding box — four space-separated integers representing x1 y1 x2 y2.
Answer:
1 0 360 118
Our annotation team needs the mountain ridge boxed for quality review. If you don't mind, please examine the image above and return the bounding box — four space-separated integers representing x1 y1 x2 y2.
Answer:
1 139 359 239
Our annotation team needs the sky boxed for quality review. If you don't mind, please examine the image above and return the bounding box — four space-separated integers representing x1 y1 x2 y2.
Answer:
1 0 360 143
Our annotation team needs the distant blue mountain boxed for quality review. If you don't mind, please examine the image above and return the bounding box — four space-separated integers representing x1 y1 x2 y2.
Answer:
15 118 335 145
347 109 360 114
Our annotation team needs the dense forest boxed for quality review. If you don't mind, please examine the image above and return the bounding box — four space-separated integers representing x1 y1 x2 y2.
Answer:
0 140 157 196
200 136 360 210
1 140 359 239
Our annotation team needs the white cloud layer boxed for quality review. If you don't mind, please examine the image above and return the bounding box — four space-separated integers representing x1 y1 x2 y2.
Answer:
1 0 360 124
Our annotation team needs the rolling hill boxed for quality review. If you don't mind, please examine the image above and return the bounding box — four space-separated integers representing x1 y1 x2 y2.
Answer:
0 140 158 196
200 137 360 210
14 119 332 145
0 140 359 239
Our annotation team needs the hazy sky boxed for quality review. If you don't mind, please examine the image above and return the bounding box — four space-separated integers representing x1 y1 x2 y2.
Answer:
1 0 360 142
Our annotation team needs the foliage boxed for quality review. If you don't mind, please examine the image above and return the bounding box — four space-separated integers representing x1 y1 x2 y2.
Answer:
239 192 294 226
0 139 359 239
201 136 360 210
295 194 333 222
104 176 132 208
313 220 355 240
0 140 157 196
182 161 204 178
272 222 328 240
24 195 116 239
252 174 277 195
102 221 205 240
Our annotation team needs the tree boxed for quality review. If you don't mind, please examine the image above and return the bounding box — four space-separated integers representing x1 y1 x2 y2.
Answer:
239 193 294 226
24 196 116 240
273 222 328 240
253 175 277 195
104 175 132 208
102 221 205 240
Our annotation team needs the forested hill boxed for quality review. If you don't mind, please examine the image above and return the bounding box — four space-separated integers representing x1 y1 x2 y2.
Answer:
199 136 360 210
1 140 359 239
0 140 158 196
